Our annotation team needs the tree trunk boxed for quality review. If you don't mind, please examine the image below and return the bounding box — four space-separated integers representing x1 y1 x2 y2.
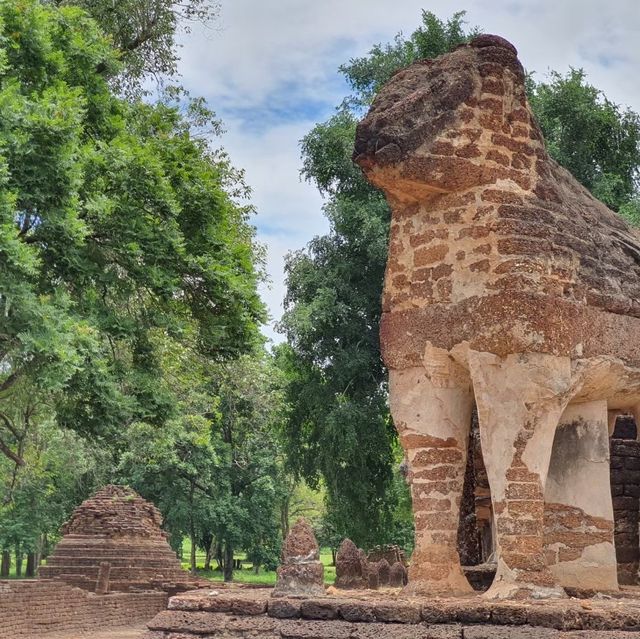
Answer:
25 552 36 577
15 545 22 578
331 548 336 566
189 480 196 574
1 550 10 577
204 537 214 571
41 533 50 559
280 496 290 540
190 532 197 574
223 543 233 582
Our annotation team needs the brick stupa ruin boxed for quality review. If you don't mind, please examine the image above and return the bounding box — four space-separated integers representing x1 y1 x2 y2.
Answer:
39 484 198 593
354 34 640 599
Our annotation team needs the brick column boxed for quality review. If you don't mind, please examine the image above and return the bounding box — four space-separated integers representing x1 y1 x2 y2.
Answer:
470 350 571 599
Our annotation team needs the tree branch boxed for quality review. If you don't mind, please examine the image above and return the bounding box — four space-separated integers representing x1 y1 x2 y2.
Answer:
0 411 20 441
0 371 20 394
0 436 24 466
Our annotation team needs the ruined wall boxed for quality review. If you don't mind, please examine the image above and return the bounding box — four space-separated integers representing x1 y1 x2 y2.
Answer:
144 587 640 637
0 580 167 638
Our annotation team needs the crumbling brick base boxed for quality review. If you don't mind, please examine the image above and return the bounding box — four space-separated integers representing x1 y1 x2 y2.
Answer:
0 579 167 638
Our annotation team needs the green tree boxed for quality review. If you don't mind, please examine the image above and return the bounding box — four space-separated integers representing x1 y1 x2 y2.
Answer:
528 68 640 212
47 0 218 91
0 385 108 577
279 12 477 549
119 346 289 581
0 0 265 465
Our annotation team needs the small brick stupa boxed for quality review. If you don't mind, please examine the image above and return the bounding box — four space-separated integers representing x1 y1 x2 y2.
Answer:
40 484 198 593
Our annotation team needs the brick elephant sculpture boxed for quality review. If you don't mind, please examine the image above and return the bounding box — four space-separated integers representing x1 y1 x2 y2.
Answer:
354 34 640 599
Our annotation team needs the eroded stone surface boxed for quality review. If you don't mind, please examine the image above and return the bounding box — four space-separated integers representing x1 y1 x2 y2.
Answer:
145 587 640 637
335 540 367 590
377 559 391 586
353 33 640 598
389 562 408 588
273 518 325 598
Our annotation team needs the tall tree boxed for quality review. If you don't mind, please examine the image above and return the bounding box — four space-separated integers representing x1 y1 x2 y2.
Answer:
279 12 477 548
0 1 264 462
119 347 289 581
527 68 640 213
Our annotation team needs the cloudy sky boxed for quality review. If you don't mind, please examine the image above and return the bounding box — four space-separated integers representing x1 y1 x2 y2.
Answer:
176 0 640 343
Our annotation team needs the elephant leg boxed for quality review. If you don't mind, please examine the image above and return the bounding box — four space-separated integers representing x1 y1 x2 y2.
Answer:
389 346 473 595
544 400 618 591
469 350 572 599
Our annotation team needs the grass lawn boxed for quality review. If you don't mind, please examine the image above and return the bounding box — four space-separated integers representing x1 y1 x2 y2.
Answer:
181 539 336 586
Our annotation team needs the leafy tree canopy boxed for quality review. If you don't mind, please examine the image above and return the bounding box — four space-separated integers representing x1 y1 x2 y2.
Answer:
279 11 476 548
46 0 219 92
0 0 265 464
528 68 640 213
119 347 289 579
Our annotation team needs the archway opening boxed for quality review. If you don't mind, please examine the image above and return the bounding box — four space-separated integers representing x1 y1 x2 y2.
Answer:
457 407 495 591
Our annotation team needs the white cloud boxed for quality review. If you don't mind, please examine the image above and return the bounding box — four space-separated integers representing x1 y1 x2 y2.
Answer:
175 0 640 342
218 118 328 343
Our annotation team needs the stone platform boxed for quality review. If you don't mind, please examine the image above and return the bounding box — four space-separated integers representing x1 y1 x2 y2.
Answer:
144 587 640 637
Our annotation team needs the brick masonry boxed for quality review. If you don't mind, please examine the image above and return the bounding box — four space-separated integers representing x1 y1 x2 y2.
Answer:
610 438 640 584
39 485 200 593
353 31 640 596
0 579 167 638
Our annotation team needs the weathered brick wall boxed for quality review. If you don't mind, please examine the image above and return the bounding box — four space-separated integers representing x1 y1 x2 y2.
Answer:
0 579 167 638
610 438 640 584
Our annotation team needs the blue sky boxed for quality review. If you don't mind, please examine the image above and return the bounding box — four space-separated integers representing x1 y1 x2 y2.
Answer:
175 0 640 343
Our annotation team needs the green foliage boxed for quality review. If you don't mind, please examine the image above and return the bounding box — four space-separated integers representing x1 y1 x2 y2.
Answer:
48 0 219 92
0 384 108 561
0 0 265 563
620 197 640 226
279 12 476 549
182 542 338 585
528 69 640 211
341 10 478 109
118 348 289 579
0 0 265 456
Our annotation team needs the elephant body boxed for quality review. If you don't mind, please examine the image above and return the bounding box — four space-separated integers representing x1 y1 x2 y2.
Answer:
354 34 640 598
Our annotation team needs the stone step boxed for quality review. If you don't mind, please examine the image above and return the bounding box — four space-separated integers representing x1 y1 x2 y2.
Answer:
46 555 180 564
40 565 186 578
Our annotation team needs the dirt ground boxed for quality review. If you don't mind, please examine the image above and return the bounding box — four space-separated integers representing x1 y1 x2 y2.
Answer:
44 624 148 639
